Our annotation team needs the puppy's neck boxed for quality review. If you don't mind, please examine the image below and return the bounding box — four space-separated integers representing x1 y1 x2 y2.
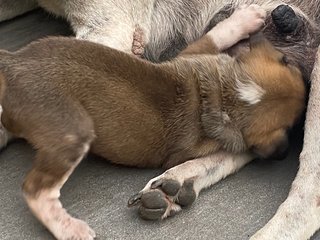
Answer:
197 55 248 153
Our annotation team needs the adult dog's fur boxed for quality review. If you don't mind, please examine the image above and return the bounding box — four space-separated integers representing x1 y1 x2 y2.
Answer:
1 0 319 79
1 0 320 239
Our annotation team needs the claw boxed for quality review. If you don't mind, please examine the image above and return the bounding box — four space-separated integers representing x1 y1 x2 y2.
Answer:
128 192 142 207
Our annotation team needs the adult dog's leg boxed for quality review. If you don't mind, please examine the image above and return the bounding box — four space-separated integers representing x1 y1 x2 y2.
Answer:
251 47 320 240
0 0 38 22
128 152 254 220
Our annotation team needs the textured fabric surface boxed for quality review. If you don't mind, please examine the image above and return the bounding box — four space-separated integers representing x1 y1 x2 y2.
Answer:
0 10 319 240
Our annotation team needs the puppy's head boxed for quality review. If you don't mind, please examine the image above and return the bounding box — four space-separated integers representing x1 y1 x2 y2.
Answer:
236 33 306 160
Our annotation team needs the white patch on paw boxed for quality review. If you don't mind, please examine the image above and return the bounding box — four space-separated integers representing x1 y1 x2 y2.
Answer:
230 4 267 39
236 79 265 105
208 4 266 51
133 154 254 220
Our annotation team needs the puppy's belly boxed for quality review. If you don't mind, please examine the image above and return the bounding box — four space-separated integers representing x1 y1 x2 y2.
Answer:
91 129 167 168
91 139 166 168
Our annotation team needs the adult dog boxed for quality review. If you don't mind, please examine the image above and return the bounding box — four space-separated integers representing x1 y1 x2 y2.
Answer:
1 0 320 239
1 0 319 78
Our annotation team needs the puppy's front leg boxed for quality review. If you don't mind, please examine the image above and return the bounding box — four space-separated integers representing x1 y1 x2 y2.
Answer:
209 4 266 51
128 152 253 220
179 4 266 57
250 47 320 240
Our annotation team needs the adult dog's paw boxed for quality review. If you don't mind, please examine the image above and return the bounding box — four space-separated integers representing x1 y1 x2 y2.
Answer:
128 177 197 220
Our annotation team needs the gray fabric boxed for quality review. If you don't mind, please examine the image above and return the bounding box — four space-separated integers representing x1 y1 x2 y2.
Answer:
0 9 319 240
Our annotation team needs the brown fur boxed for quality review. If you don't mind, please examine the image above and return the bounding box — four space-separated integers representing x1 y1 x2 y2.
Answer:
0 34 305 196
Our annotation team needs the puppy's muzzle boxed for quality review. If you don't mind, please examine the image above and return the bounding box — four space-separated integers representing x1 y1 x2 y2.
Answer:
264 138 289 161
253 137 290 161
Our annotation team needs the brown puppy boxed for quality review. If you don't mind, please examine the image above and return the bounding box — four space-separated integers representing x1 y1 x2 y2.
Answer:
0 34 305 240
0 29 305 240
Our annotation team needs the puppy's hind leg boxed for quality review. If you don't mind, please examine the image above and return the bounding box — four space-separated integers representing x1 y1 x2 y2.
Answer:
24 143 95 240
128 152 254 220
18 102 96 240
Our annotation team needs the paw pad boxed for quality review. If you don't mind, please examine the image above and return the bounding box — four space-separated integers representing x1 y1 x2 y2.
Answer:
129 177 197 221
139 190 168 220
152 178 181 196
177 179 197 206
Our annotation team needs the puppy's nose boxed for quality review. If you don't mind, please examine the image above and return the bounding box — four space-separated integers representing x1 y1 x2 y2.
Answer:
272 5 299 34
265 138 290 161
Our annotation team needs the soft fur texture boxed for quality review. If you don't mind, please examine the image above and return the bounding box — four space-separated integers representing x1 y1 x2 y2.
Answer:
0 7 306 239
1 1 320 240
1 0 319 79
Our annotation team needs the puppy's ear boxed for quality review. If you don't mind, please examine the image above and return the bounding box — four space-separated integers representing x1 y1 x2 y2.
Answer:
251 129 289 160
202 112 247 153
236 32 270 63
215 123 247 153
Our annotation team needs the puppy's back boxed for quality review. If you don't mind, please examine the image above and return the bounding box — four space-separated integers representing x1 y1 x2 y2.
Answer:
0 37 189 167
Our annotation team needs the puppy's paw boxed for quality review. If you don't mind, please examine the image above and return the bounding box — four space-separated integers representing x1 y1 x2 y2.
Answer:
230 4 267 39
57 217 96 240
128 177 197 220
136 189 181 220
